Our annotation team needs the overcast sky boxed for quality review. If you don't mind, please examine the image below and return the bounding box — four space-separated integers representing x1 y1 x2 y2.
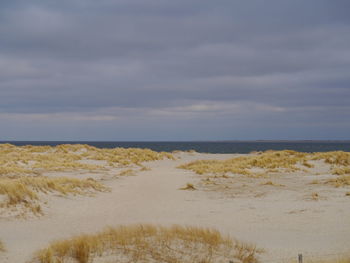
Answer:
0 0 349 141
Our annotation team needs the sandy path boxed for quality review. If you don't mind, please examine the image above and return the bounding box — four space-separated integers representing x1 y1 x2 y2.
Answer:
0 153 350 262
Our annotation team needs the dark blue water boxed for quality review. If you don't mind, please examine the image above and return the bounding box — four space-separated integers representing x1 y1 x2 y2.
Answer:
1 141 350 153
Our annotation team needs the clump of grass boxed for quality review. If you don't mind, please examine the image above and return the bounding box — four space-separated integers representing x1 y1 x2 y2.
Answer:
0 144 174 176
32 224 262 263
179 183 196 190
332 167 350 175
345 192 350 196
139 165 151 171
261 181 285 187
311 151 350 166
311 192 319 200
310 179 319 184
0 176 108 214
326 175 350 187
302 160 314 168
118 169 136 176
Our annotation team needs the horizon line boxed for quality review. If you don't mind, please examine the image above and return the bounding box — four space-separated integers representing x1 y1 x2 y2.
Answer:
1 140 350 143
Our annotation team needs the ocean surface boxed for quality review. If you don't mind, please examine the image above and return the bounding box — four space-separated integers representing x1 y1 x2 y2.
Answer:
1 141 350 153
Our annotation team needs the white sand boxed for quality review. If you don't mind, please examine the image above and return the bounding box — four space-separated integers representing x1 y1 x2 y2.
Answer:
0 152 349 262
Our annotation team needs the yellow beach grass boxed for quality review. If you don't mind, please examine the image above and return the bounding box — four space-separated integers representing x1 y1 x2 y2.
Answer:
0 144 174 176
0 176 108 214
32 224 262 263
179 150 350 176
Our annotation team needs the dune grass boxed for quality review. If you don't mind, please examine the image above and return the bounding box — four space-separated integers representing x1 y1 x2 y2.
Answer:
118 169 137 177
0 143 174 176
311 192 320 201
261 181 285 187
326 175 350 187
0 176 108 214
178 150 308 176
0 144 173 216
179 150 350 177
332 167 350 175
310 151 350 166
32 224 262 263
178 151 350 195
179 183 197 190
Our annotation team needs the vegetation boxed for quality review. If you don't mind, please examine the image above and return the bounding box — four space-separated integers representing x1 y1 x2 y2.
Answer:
118 169 137 176
178 150 350 196
326 175 350 187
0 176 108 214
32 224 262 263
179 183 196 190
139 165 151 171
310 151 350 166
0 144 174 176
179 150 305 175
261 181 285 187
332 167 350 175
311 192 319 201
179 150 350 177
0 144 174 216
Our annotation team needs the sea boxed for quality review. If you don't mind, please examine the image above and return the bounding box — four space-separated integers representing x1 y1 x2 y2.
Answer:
1 141 350 153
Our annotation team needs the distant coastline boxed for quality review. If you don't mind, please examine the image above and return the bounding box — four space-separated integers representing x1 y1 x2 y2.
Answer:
1 141 350 153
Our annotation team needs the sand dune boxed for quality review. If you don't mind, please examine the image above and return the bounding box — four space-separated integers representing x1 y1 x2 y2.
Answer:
0 152 349 262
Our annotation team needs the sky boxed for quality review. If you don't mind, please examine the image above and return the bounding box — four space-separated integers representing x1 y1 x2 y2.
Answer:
0 0 349 141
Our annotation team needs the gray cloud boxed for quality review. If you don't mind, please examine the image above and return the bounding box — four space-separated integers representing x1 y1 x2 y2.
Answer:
0 0 349 140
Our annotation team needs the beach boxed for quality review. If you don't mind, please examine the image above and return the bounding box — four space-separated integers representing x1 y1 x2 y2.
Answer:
0 149 349 262
2 0 350 261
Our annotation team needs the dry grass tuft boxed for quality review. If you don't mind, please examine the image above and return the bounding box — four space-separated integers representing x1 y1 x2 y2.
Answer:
139 165 151 171
32 224 262 263
311 192 319 201
310 151 350 166
118 169 137 177
332 167 350 175
261 181 285 187
310 179 319 185
0 176 108 214
179 183 197 191
326 175 350 187
0 144 174 176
